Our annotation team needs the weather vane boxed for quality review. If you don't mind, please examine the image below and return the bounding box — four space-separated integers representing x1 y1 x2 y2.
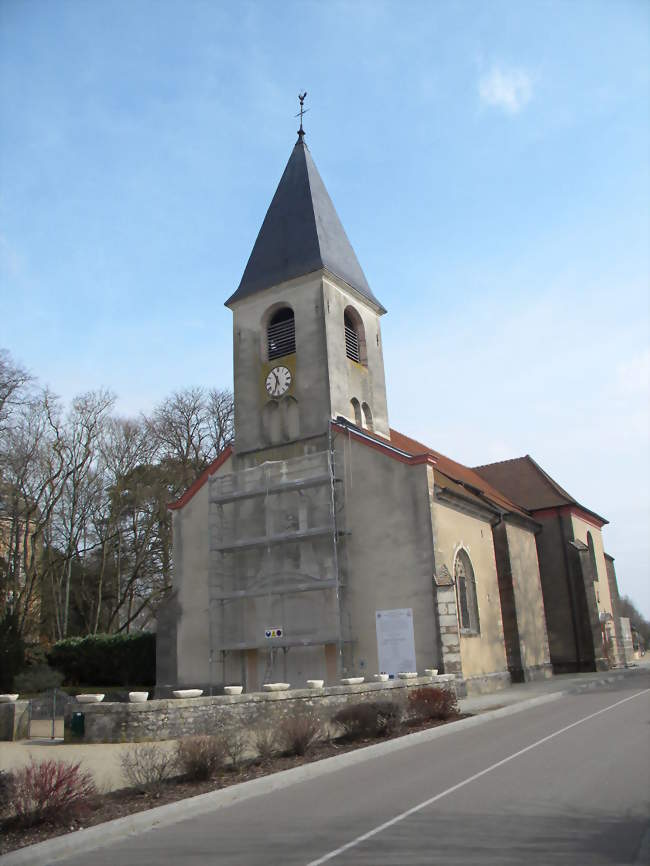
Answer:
296 92 308 138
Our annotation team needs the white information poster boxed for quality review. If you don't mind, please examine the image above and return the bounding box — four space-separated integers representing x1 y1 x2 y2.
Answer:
375 608 416 676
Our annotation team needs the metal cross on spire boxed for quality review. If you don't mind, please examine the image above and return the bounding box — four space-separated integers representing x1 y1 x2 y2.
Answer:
296 92 308 139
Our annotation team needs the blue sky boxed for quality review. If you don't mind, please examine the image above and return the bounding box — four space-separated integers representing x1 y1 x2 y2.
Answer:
1 0 649 614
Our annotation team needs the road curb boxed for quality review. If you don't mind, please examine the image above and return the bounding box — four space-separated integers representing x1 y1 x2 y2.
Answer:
1 666 647 865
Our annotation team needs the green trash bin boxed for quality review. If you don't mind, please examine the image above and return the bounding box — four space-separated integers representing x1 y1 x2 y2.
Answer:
70 711 85 737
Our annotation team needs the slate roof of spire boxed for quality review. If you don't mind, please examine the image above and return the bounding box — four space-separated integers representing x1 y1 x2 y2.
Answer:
225 137 385 312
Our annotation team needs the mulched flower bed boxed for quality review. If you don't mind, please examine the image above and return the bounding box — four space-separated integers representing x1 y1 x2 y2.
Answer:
0 713 467 855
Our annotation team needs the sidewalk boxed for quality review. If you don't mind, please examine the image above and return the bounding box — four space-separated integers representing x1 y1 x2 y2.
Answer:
459 658 650 716
1 661 647 793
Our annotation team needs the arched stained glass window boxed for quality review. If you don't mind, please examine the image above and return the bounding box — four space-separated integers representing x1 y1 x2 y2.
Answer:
455 549 480 634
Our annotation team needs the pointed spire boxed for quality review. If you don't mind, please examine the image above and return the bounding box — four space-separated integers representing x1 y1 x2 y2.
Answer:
225 134 385 312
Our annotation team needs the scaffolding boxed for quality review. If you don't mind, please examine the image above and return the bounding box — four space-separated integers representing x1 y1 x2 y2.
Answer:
208 447 344 688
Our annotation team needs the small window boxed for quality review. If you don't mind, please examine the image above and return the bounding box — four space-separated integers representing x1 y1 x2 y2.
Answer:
455 549 480 634
267 308 295 360
344 307 367 365
350 398 362 427
361 402 373 431
587 532 598 582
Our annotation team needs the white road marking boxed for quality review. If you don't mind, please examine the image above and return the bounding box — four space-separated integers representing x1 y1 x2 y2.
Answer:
306 688 650 865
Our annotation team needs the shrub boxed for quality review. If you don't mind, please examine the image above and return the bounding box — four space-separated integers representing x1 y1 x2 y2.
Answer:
12 760 96 827
218 728 247 770
119 743 174 790
0 770 15 818
407 686 459 722
279 711 321 756
14 664 64 694
334 702 402 740
48 632 155 687
174 735 224 781
253 725 278 765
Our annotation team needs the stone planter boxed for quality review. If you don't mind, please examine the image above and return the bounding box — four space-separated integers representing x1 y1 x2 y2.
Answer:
306 679 324 689
262 683 290 692
424 669 439 677
172 689 203 699
0 694 19 703
128 692 149 703
372 674 389 682
76 694 105 703
397 672 417 680
224 686 243 695
340 677 364 685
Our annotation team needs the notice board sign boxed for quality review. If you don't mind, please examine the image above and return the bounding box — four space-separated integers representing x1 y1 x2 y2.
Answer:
375 608 416 676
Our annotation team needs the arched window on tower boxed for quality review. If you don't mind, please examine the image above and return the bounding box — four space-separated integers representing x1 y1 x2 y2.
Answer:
267 307 295 360
350 398 362 427
344 306 367 365
455 549 480 634
361 402 373 431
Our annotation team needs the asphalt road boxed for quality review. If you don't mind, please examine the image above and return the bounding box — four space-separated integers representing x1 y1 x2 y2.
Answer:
58 675 650 866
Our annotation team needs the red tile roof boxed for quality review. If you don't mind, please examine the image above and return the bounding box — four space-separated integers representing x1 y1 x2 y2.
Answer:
331 421 531 519
169 427 541 523
473 455 607 525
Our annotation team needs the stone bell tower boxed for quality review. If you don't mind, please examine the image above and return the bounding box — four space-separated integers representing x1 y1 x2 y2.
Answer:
225 127 390 460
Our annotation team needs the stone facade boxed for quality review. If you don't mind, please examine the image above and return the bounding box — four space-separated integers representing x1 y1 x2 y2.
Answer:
64 676 455 744
0 700 29 741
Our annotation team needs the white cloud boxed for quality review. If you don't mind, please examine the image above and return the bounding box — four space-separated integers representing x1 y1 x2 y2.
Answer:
478 65 534 114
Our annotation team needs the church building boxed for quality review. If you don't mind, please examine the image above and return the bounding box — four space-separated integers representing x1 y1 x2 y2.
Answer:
158 125 622 696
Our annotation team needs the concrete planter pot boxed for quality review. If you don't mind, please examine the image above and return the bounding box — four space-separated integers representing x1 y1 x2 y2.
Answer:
340 677 364 685
372 674 389 682
172 689 203 699
397 672 418 680
76 694 105 703
262 683 290 692
224 686 243 695
0 694 19 703
128 692 149 703
424 669 439 677
306 679 324 689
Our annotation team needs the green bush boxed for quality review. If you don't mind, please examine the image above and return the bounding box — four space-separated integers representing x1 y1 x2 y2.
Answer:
47 632 155 687
14 664 64 693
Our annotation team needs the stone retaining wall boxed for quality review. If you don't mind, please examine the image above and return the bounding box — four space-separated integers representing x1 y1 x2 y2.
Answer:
63 676 456 744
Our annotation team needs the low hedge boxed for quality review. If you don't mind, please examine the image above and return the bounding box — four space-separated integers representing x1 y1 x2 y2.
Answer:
47 633 155 687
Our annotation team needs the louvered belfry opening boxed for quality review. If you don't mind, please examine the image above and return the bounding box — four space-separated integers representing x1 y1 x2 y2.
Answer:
344 312 361 363
267 308 295 360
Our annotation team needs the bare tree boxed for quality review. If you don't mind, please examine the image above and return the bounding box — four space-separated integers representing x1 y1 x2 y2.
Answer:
207 387 234 455
0 356 234 643
47 390 115 638
146 386 234 493
0 349 32 436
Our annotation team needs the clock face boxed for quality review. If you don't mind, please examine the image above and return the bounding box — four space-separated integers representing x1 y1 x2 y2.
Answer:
265 365 292 398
